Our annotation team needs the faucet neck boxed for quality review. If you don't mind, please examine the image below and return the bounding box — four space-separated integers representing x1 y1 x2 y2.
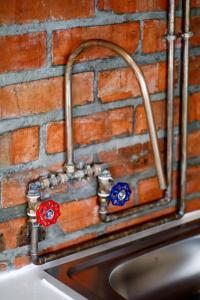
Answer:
64 39 166 190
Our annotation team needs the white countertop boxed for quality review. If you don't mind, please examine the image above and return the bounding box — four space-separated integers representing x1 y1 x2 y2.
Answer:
0 210 199 300
0 263 79 300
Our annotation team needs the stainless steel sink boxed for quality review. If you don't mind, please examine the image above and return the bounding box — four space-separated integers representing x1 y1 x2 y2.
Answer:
110 236 200 300
45 212 200 300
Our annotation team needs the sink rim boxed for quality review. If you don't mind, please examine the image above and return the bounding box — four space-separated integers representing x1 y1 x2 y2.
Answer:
43 210 200 300
109 234 200 300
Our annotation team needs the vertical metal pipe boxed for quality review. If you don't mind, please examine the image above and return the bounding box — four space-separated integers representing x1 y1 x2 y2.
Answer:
180 0 192 215
166 0 176 202
65 59 75 168
31 223 39 264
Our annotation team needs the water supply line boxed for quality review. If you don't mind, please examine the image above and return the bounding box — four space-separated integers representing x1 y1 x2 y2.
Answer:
165 0 176 203
27 164 105 263
64 39 166 190
180 0 192 215
64 39 167 223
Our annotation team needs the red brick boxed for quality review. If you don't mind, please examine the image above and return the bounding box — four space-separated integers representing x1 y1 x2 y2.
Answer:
138 177 165 205
2 175 28 208
98 62 172 103
189 92 200 123
189 55 200 86
188 130 200 158
187 165 200 195
46 107 133 154
0 0 95 25
105 206 176 234
191 17 200 47
98 139 166 178
74 113 106 147
52 22 139 65
108 108 133 137
1 169 43 208
0 218 26 250
0 32 46 73
175 129 200 163
191 0 200 7
58 197 99 233
15 256 31 269
0 133 11 168
186 198 200 212
1 127 40 168
135 98 180 135
143 20 167 54
98 0 178 13
143 19 182 54
11 127 39 165
46 122 65 154
42 232 97 255
0 72 94 120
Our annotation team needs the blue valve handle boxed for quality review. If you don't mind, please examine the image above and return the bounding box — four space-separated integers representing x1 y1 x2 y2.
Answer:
109 182 131 206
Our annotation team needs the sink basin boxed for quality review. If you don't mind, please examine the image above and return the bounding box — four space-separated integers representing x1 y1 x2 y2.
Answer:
110 236 200 300
45 212 200 300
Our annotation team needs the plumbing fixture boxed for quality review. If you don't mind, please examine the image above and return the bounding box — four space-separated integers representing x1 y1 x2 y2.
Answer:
64 39 166 191
180 0 192 215
26 39 166 262
26 0 191 264
26 164 105 263
165 0 176 202
36 200 60 227
63 39 167 223
109 182 131 206
27 188 60 263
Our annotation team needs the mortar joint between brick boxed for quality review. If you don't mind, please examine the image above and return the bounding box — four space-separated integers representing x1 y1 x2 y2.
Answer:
46 30 53 68
133 181 139 206
38 125 47 161
0 12 169 38
1 47 194 87
134 19 143 55
94 0 99 15
0 92 169 135
93 69 99 103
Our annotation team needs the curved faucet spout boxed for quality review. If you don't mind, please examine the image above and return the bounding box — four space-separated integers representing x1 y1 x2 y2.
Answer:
64 39 167 190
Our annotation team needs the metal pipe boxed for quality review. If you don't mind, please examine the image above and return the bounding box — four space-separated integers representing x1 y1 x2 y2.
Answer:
97 170 167 223
165 0 176 202
31 223 39 264
99 197 168 222
180 0 192 215
37 208 180 265
65 39 167 190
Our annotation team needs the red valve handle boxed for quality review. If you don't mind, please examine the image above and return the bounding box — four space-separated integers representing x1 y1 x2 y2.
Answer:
36 200 60 227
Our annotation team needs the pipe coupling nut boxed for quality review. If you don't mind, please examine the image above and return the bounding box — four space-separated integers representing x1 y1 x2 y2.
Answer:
165 34 176 41
65 164 75 175
182 32 193 39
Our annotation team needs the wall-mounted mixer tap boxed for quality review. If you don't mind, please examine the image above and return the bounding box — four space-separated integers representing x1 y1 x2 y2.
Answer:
64 39 166 191
64 39 166 221
26 39 167 263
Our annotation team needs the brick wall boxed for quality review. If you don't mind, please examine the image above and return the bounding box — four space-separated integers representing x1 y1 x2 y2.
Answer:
0 0 200 270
